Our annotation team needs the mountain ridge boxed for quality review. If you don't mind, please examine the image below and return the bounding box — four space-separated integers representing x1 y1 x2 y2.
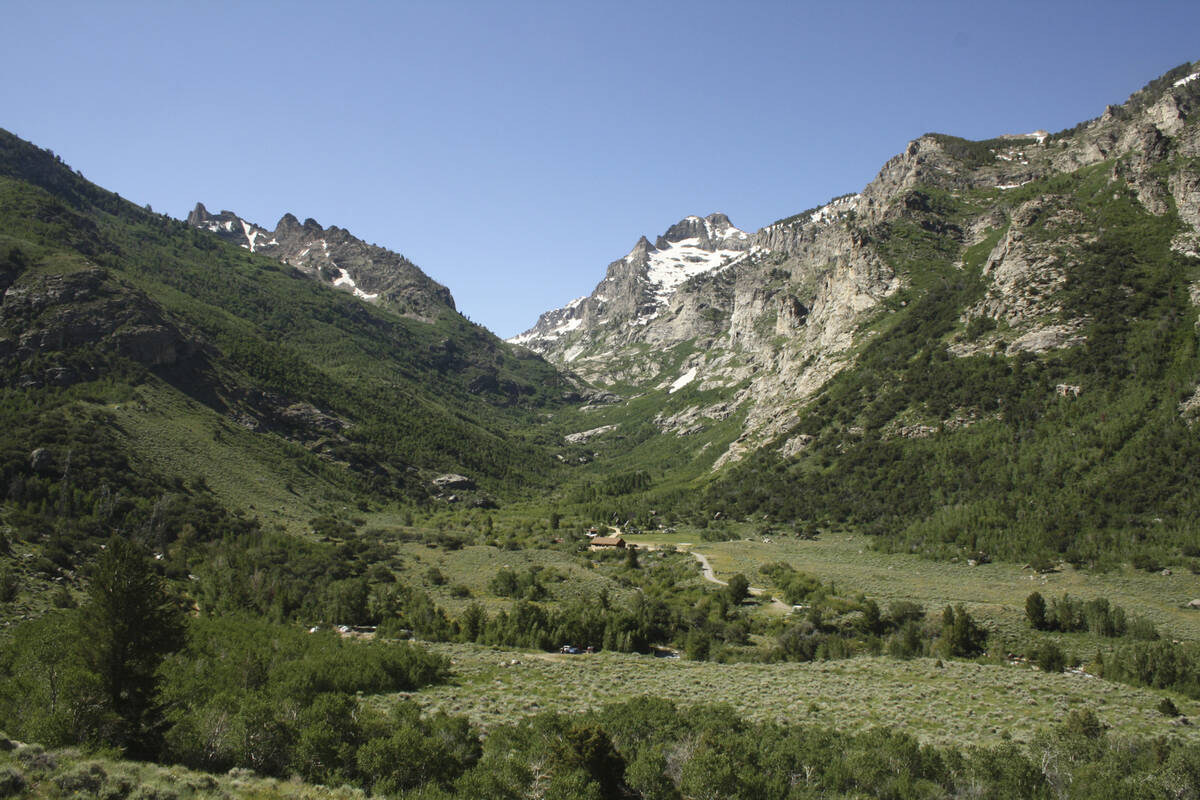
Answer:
510 59 1200 472
185 203 456 322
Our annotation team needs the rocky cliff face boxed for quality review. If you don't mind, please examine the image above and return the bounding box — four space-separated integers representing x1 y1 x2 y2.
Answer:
511 212 752 360
187 205 455 321
513 60 1200 467
0 264 192 389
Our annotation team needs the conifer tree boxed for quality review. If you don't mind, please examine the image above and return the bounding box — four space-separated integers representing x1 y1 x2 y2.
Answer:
79 536 185 757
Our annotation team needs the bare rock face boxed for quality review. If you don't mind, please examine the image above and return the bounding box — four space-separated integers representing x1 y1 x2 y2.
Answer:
0 266 191 385
29 448 55 475
966 198 1080 330
187 203 456 322
510 60 1200 468
432 473 474 491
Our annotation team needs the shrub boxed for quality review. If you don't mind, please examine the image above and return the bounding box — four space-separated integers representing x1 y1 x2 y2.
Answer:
54 762 106 794
1033 642 1066 673
1025 592 1047 630
0 768 26 798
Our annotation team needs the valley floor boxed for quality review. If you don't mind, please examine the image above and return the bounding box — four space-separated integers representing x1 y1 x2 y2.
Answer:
397 641 1200 749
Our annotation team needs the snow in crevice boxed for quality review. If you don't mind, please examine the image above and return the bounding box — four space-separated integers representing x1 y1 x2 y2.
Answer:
333 268 378 301
669 367 698 393
241 220 259 252
809 194 861 224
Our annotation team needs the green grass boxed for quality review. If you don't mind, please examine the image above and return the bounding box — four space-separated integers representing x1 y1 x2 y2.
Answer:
98 381 345 534
0 745 370 799
380 541 656 615
398 641 1200 748
669 527 1200 641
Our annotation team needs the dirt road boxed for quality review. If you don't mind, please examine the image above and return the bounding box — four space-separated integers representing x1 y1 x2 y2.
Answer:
687 549 790 612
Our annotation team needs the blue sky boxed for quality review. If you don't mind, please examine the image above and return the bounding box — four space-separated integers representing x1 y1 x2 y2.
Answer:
3 1 1198 337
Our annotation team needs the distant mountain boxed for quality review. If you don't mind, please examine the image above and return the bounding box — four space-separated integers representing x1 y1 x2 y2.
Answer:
512 212 753 357
510 60 1200 564
186 203 455 321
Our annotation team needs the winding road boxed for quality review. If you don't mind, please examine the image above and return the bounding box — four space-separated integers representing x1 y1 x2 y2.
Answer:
687 549 791 612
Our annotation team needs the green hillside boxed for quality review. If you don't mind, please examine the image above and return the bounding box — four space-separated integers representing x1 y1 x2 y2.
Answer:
0 128 575 570
701 156 1200 569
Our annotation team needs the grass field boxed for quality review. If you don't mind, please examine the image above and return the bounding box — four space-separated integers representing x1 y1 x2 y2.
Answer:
382 541 671 614
627 527 1200 645
101 380 349 534
397 641 1200 748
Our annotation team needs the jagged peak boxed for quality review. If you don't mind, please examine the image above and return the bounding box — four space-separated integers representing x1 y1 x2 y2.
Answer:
624 235 656 263
657 212 747 250
186 202 211 227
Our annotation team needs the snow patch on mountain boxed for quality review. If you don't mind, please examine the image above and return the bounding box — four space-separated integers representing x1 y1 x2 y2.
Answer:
645 238 744 301
809 194 861 224
669 367 698 393
333 268 379 301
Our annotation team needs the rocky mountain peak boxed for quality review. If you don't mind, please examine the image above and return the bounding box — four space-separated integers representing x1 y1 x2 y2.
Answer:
186 202 209 227
188 204 456 321
657 212 748 250
511 213 753 356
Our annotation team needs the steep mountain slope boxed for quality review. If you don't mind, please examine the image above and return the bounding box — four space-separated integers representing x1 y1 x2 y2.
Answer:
517 64 1200 463
186 204 454 321
0 127 575 552
513 212 753 360
518 61 1200 566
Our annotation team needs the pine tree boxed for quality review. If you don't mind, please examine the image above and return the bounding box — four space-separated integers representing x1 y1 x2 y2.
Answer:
79 536 185 757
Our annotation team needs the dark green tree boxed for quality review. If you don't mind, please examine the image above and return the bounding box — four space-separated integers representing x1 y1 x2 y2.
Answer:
79 536 185 757
1026 591 1048 630
1033 641 1066 673
726 573 750 605
938 605 987 658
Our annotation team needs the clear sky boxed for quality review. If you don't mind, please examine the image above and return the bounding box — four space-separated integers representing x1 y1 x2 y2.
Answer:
3 1 1197 337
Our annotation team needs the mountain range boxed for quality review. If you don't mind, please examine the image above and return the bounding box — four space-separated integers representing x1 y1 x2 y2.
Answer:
2 59 1199 573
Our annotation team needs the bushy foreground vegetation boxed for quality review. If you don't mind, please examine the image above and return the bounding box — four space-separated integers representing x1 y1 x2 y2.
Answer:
2 697 1199 799
0 539 448 773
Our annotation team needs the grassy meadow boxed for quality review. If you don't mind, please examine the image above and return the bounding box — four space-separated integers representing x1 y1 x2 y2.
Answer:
399 642 1199 748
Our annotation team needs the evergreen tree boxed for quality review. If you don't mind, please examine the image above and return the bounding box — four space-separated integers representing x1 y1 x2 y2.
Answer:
1025 591 1048 630
79 536 185 757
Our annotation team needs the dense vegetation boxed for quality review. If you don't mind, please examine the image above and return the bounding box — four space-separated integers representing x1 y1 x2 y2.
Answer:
3 697 1199 799
0 538 451 781
702 161 1200 568
4 63 1200 799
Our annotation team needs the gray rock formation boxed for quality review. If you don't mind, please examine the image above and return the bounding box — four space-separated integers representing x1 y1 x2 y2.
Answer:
187 203 455 321
511 59 1200 467
0 266 191 387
